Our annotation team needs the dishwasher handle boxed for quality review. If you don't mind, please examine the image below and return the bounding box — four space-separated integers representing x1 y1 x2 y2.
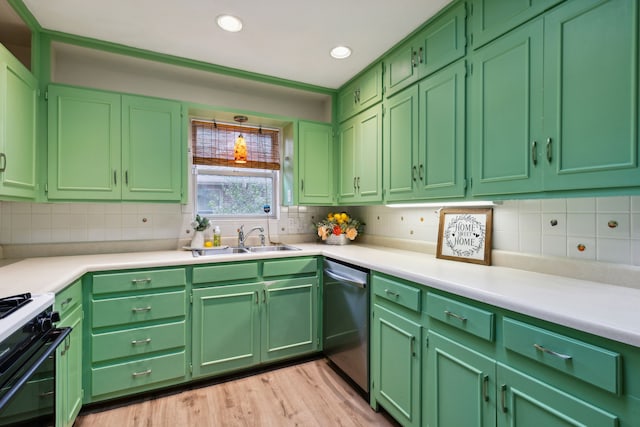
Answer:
324 269 367 289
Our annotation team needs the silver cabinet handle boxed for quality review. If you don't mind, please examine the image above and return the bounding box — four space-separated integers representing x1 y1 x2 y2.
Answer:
0 153 6 172
356 176 360 191
410 336 416 356
131 278 152 285
444 310 467 323
419 164 424 181
60 297 73 308
412 165 417 182
411 50 417 68
113 170 117 185
546 137 552 163
131 306 151 313
125 170 129 185
500 384 507 413
132 369 152 377
300 179 304 192
131 338 152 345
482 375 489 402
384 289 399 298
353 177 357 191
531 141 538 166
533 343 572 360
418 47 424 64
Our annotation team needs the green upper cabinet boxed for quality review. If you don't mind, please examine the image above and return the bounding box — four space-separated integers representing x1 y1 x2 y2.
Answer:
0 43 38 200
338 104 383 204
47 84 183 202
337 63 382 123
469 19 544 197
470 0 638 198
47 85 122 200
385 60 466 202
121 95 182 201
542 0 638 192
297 121 334 205
470 0 565 49
383 2 466 98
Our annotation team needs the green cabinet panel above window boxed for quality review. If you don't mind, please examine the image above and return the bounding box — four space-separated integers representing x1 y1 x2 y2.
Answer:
337 63 382 123
297 121 334 205
0 43 38 200
383 1 466 98
47 84 183 202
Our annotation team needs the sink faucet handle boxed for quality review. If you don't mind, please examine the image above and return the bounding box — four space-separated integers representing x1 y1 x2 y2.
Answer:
260 234 266 246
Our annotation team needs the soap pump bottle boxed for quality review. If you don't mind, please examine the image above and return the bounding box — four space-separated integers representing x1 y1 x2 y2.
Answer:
213 226 222 247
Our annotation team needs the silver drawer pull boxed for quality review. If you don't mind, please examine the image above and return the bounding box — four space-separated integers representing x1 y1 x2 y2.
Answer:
131 338 152 345
60 297 73 308
131 306 152 313
444 310 468 323
132 369 152 377
131 278 152 285
533 343 572 360
384 289 399 298
39 390 55 398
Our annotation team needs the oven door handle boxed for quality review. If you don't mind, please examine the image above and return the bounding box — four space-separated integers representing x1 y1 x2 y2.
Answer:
0 327 71 411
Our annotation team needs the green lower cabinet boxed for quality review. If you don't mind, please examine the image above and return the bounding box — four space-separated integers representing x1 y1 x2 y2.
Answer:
192 282 263 378
497 364 618 427
192 276 320 378
56 305 83 427
371 304 422 427
262 277 319 362
425 331 496 427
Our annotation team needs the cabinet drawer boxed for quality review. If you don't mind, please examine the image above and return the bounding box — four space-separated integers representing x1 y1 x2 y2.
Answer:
55 279 82 320
93 268 186 294
192 262 258 284
503 318 621 394
426 293 494 341
372 275 421 312
91 351 186 397
92 291 186 328
263 257 317 277
92 321 186 363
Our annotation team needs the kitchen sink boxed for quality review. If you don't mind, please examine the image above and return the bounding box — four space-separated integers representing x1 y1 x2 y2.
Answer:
190 246 248 256
246 244 301 253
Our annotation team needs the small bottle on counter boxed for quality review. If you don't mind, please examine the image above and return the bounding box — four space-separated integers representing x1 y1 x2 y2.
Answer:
213 226 222 247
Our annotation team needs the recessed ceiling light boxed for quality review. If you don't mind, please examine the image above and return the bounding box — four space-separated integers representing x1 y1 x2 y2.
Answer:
330 46 352 59
217 14 243 32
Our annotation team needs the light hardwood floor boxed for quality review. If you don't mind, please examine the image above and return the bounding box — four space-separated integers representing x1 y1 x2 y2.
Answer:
76 358 399 426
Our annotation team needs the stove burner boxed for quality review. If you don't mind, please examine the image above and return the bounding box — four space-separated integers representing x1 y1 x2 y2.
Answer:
0 293 32 319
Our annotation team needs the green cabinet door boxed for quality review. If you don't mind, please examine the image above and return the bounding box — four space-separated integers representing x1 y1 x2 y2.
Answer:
425 331 496 427
384 39 420 98
338 118 357 201
371 304 422 427
56 305 83 427
262 277 319 363
338 63 382 123
121 95 182 201
297 121 334 205
470 18 544 197
471 0 564 49
497 363 618 427
47 85 122 200
338 104 383 204
542 0 639 191
192 283 262 378
416 60 466 199
384 85 419 202
0 43 37 199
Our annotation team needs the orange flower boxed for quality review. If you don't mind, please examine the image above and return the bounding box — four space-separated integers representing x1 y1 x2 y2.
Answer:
346 227 358 240
318 226 329 240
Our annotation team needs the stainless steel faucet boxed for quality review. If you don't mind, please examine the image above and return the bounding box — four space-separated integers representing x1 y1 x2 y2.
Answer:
237 225 265 247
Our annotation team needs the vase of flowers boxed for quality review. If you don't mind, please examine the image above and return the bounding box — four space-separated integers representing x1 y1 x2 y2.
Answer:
315 212 364 245
190 214 210 248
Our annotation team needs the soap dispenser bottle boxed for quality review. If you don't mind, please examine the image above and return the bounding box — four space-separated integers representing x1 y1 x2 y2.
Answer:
213 226 222 247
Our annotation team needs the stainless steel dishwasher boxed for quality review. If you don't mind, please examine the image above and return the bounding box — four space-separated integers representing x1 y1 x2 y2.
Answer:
323 258 369 394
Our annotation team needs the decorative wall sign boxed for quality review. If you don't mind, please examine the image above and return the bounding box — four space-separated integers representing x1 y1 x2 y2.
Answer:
436 208 493 265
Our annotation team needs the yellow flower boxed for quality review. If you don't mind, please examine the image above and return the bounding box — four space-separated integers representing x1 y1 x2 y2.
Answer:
346 227 358 240
341 213 349 221
327 213 334 220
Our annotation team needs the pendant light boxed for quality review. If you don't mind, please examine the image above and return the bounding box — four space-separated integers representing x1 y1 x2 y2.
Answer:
233 115 248 164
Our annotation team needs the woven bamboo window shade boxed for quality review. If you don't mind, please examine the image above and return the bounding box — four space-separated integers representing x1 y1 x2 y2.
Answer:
192 119 280 170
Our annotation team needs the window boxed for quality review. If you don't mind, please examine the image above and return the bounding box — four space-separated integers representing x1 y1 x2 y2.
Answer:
192 119 280 218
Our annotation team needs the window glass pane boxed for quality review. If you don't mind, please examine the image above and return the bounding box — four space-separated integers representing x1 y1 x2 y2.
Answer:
196 168 276 217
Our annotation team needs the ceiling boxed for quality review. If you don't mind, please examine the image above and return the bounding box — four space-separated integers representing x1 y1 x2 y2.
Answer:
18 0 453 90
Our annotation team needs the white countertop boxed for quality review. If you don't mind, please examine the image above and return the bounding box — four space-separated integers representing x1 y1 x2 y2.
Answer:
1 243 639 348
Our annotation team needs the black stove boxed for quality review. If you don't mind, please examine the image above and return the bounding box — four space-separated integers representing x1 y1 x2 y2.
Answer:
0 293 32 320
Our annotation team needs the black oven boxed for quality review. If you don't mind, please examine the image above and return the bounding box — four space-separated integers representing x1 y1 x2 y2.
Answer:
0 293 70 426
